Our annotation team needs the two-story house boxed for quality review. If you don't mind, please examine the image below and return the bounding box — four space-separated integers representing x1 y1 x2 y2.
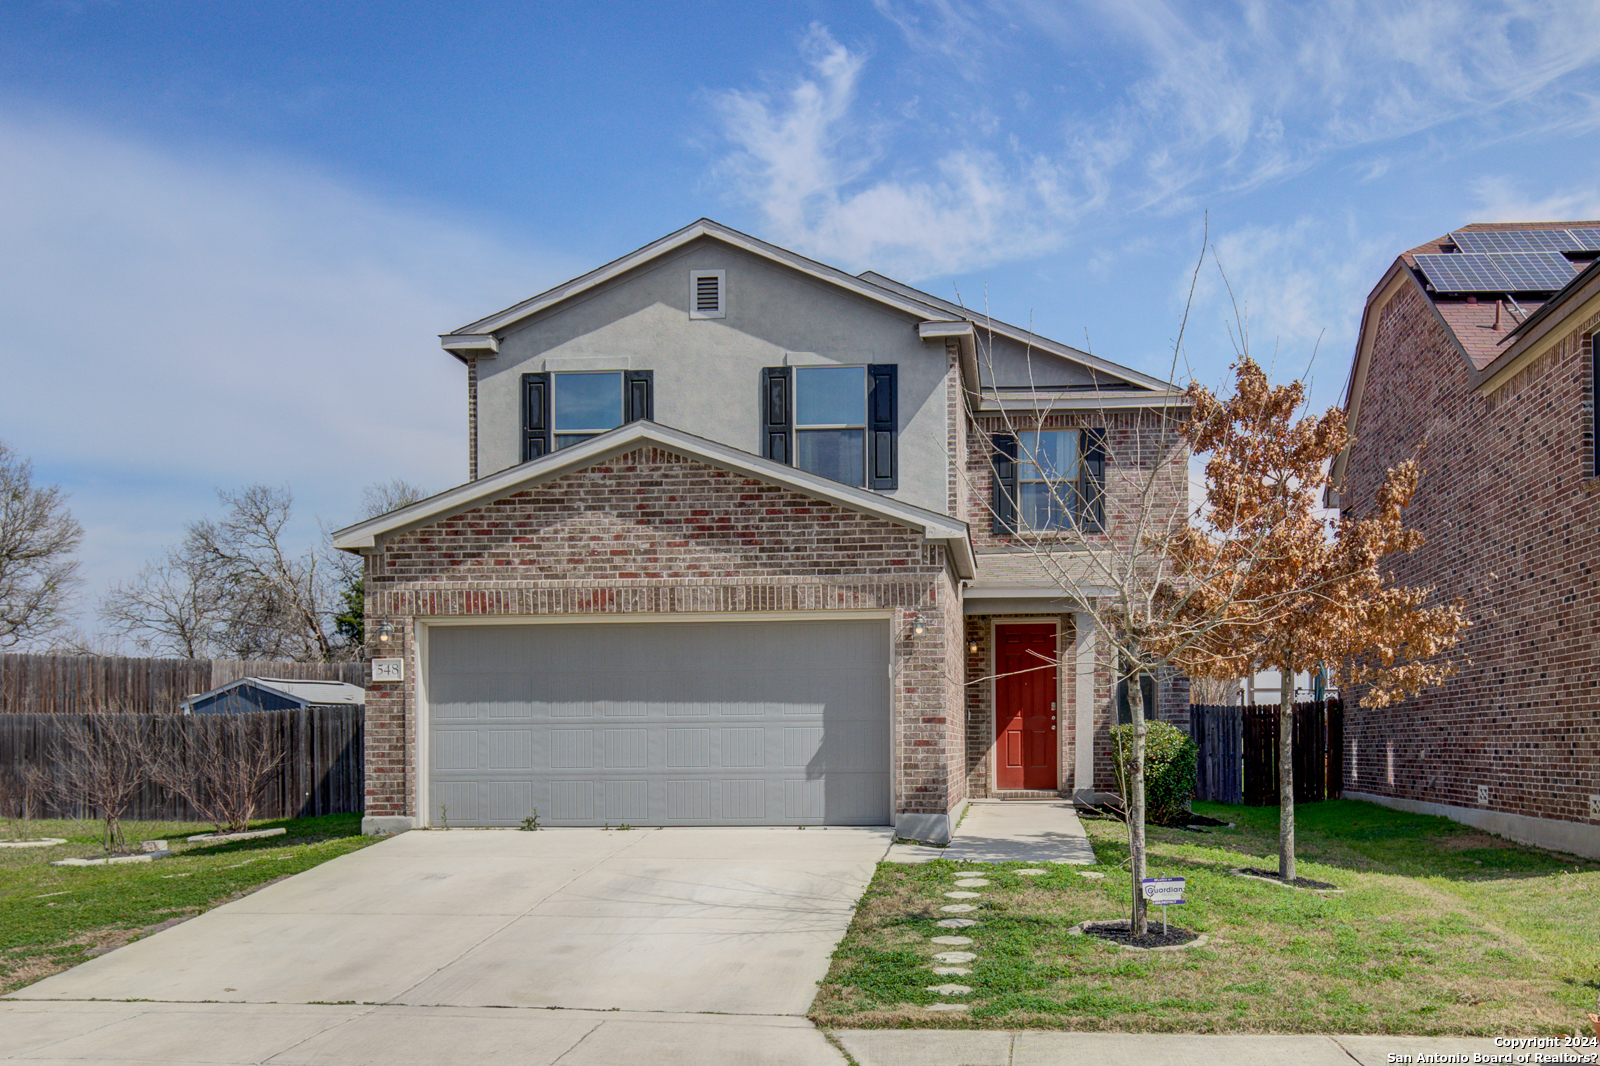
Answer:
1331 221 1600 860
333 219 1189 842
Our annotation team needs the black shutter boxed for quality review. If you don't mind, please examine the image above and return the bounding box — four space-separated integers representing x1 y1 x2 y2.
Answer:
761 366 792 464
625 370 654 423
522 372 552 461
1080 427 1107 531
991 433 1017 535
1115 669 1156 725
867 363 898 490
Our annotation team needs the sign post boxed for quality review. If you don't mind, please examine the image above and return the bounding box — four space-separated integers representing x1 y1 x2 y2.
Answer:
1141 876 1186 934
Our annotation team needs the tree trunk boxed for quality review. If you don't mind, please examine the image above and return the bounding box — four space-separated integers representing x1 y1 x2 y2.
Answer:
1278 665 1296 882
1128 672 1149 935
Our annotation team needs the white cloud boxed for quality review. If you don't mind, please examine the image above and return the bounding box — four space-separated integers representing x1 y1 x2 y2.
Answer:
1182 217 1383 406
0 109 575 630
706 3 1600 274
707 24 1082 278
1467 175 1600 223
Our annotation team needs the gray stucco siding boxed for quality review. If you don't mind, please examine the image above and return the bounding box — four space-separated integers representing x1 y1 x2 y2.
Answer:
978 331 1110 390
474 238 954 515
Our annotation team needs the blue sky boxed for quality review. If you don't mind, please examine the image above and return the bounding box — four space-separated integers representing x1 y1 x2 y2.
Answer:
4 0 1600 645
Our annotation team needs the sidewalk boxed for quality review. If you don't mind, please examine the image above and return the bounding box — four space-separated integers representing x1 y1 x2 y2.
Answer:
833 1030 1516 1065
888 800 1097 864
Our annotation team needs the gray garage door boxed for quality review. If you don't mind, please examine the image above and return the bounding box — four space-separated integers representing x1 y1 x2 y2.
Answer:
427 620 890 827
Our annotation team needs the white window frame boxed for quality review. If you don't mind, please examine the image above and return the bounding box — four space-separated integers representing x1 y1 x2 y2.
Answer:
1017 430 1083 531
552 370 624 450
793 364 869 487
689 269 726 319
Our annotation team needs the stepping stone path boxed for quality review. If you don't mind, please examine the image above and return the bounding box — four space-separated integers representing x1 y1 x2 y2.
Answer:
944 891 980 899
931 966 971 976
1016 868 1047 877
940 904 977 913
936 918 975 928
1077 871 1106 880
954 878 990 887
933 951 977 964
930 936 972 945
923 1003 968 1011
926 983 973 995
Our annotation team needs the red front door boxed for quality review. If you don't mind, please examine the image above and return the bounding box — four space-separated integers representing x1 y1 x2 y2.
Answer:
994 624 1058 790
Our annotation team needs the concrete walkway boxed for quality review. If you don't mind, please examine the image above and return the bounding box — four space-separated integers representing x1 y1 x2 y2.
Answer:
835 1030 1514 1065
889 800 1097 864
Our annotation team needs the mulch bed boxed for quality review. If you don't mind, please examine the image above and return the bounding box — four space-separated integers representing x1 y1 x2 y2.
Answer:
1082 920 1199 949
1238 866 1338 890
1184 814 1230 827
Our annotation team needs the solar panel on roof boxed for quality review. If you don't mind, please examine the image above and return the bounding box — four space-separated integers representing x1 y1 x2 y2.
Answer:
1414 251 1577 293
1450 230 1579 254
1565 228 1600 252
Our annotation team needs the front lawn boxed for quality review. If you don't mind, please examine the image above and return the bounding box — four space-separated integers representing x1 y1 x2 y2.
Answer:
0 813 377 994
813 799 1600 1035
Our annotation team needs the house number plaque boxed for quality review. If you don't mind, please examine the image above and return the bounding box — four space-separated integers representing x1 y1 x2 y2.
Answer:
372 658 404 683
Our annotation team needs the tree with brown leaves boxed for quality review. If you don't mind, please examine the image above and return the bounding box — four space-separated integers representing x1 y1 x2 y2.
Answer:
1174 356 1468 881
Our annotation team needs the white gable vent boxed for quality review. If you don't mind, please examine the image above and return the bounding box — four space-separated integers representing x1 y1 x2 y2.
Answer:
690 269 726 319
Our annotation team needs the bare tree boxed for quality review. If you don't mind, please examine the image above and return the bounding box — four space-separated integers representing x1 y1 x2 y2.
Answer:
149 715 284 833
0 440 82 648
26 711 152 851
357 478 429 520
956 236 1347 934
101 545 230 657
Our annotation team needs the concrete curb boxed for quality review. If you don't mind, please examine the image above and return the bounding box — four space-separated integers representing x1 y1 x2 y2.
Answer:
51 850 173 867
186 827 287 843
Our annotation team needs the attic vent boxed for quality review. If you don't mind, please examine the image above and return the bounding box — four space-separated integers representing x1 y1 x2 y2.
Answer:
690 269 726 319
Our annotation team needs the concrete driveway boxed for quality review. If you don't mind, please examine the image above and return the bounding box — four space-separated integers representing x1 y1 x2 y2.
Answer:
1 826 892 1064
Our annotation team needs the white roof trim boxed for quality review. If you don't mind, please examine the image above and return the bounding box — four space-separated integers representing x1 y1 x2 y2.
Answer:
918 320 974 339
332 421 976 579
442 219 954 342
859 271 1176 393
440 333 498 354
975 389 1188 413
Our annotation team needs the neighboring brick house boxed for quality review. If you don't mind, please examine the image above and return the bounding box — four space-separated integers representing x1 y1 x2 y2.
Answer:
333 219 1188 841
1330 221 1600 860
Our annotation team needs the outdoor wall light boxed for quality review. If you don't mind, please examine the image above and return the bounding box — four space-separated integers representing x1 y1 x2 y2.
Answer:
374 620 395 645
968 641 979 655
911 614 927 637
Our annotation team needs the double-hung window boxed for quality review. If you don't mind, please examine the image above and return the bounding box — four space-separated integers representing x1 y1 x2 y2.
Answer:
520 369 654 461
991 427 1106 533
553 372 624 450
794 366 868 487
760 363 898 490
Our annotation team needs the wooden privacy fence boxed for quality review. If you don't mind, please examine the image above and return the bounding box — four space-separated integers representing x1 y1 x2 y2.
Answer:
0 707 364 822
1191 699 1344 806
0 654 365 716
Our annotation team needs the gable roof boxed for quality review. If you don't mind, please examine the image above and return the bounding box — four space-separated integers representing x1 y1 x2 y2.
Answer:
438 218 1177 402
1330 221 1600 506
440 218 962 355
856 271 1176 394
181 677 365 712
331 420 976 579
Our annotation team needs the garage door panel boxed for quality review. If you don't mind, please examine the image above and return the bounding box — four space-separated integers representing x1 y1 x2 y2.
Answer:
429 621 890 827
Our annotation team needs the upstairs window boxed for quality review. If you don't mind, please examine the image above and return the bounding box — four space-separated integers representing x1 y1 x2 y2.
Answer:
552 372 623 450
795 366 867 486
521 370 653 461
760 364 898 490
991 427 1106 534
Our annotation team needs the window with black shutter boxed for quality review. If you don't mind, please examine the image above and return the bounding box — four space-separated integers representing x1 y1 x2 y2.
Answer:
760 364 898 489
991 427 1106 533
1116 670 1158 725
523 370 653 461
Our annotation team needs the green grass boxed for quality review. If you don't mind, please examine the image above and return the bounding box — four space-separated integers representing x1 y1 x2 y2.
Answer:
0 812 377 993
813 799 1600 1035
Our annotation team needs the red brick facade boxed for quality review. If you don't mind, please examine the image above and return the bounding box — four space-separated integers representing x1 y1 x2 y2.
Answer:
361 446 962 823
1341 278 1600 836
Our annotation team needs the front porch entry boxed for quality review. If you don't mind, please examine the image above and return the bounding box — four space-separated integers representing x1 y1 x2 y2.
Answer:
994 623 1058 790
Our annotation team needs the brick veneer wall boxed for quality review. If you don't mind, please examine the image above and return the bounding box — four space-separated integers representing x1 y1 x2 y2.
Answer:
362 446 962 822
1341 281 1600 829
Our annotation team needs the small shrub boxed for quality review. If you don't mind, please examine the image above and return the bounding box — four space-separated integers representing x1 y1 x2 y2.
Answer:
1110 720 1198 827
